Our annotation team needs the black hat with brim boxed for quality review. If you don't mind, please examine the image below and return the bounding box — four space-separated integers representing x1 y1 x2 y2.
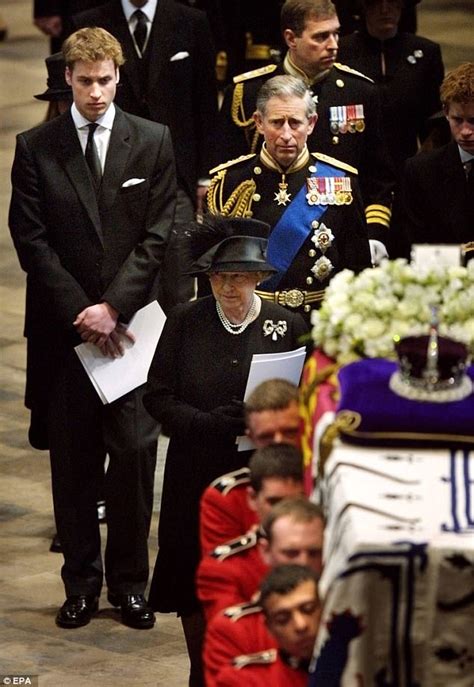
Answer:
34 52 73 102
185 216 277 276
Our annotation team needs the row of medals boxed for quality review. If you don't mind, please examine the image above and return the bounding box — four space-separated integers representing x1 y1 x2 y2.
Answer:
275 173 353 208
329 105 365 134
306 175 353 206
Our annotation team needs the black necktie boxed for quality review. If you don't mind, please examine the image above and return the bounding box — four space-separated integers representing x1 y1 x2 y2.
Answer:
85 122 102 189
133 9 147 57
465 160 474 191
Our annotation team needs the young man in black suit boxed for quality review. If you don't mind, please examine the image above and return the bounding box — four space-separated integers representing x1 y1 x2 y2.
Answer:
396 62 474 260
71 0 218 309
9 27 176 630
71 0 217 217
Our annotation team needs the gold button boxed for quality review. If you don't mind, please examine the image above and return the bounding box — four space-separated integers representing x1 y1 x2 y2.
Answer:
306 276 313 285
304 305 311 313
332 136 339 145
253 166 262 175
308 249 316 258
308 165 316 173
311 220 319 229
336 79 344 88
252 193 261 201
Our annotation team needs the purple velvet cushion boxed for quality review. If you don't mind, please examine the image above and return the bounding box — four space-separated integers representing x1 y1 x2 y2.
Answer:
336 359 474 447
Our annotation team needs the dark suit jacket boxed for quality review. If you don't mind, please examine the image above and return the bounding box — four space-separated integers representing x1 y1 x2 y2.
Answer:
393 141 472 256
9 106 176 416
71 0 218 200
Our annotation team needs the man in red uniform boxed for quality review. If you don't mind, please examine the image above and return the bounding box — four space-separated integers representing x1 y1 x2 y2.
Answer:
200 442 304 553
215 564 321 686
197 497 324 621
200 379 301 551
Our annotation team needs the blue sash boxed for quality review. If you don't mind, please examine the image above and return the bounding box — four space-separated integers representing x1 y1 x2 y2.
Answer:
262 160 343 291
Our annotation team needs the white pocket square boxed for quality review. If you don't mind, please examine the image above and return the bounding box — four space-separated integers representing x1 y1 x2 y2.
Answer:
122 178 146 188
170 51 190 62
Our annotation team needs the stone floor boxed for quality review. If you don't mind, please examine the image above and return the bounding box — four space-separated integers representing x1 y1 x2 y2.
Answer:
0 1 472 685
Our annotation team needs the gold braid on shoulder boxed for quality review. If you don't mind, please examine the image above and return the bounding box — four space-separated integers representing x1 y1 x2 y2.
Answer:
207 169 256 217
231 83 256 128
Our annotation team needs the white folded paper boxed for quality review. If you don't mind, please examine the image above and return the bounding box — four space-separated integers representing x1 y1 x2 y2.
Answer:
237 346 306 451
75 300 166 404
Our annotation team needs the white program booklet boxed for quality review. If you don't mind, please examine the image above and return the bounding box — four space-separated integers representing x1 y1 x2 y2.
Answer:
75 300 166 404
237 346 307 451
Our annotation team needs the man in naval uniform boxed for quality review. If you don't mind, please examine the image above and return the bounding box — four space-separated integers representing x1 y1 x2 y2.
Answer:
207 75 371 322
213 0 395 261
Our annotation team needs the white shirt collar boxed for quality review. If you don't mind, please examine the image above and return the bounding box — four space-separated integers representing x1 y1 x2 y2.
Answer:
71 102 116 131
121 0 157 23
458 145 474 164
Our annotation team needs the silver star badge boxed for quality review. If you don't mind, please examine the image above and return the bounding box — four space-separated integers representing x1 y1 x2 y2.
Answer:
311 223 335 252
311 256 333 281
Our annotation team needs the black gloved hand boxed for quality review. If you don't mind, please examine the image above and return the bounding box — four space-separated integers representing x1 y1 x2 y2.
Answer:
211 400 246 436
211 401 245 419
191 400 245 439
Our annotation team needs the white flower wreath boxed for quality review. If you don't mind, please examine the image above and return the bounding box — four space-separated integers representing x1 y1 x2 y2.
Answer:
311 259 474 364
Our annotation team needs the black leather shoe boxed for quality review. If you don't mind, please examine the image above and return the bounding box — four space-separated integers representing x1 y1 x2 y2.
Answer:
56 595 99 628
107 593 155 629
49 532 62 553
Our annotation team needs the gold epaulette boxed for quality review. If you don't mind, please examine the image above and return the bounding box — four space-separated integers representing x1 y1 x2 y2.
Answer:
224 601 262 621
233 649 277 669
210 530 258 561
209 153 256 176
334 62 374 84
312 152 358 175
209 467 251 494
233 63 278 84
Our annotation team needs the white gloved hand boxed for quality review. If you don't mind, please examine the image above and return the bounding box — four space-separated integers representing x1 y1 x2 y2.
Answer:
369 239 389 266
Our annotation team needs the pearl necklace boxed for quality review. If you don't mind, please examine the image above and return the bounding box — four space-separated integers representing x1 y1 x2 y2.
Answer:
216 295 259 335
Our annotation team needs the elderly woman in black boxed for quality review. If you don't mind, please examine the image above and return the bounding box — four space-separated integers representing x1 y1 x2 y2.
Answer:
143 216 307 686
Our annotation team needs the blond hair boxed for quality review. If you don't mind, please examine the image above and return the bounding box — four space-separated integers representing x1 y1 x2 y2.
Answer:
63 27 125 70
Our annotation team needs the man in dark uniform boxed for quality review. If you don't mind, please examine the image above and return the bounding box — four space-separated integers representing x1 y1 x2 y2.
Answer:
338 0 444 177
200 444 304 554
197 497 324 622
214 0 395 259
208 75 371 322
212 564 321 687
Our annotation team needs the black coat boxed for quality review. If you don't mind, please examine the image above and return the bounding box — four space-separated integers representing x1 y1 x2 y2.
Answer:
143 296 308 613
9 107 176 423
393 141 473 258
338 30 444 174
71 0 218 200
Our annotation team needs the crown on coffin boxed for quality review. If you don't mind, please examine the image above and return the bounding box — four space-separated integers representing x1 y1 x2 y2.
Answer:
389 324 472 403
